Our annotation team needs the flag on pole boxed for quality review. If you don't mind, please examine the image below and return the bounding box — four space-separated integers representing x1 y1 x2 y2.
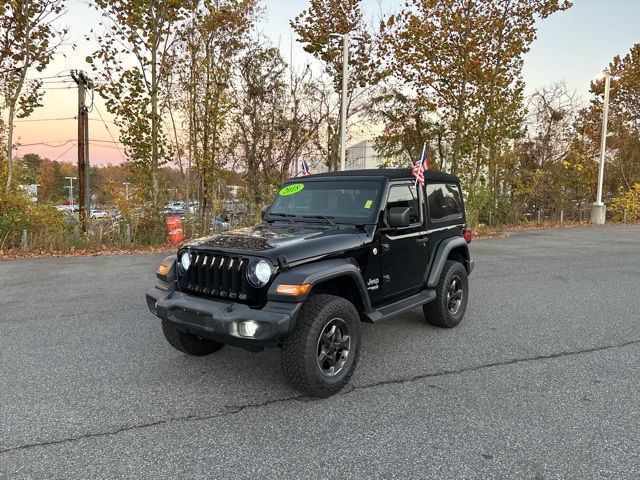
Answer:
412 143 428 186
301 159 311 176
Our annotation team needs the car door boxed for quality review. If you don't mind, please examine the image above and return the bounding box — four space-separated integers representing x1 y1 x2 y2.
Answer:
380 181 429 302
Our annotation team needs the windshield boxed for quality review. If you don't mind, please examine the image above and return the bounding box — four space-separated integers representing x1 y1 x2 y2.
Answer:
267 179 382 223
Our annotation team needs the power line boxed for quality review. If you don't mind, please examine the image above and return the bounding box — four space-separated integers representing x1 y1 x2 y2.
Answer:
26 70 73 81
38 78 74 83
88 142 124 150
86 88 95 112
93 102 126 162
14 117 76 123
17 139 75 147
88 117 116 125
52 142 77 161
90 138 124 144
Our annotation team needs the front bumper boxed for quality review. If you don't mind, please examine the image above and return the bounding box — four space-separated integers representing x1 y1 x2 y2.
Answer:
146 287 302 350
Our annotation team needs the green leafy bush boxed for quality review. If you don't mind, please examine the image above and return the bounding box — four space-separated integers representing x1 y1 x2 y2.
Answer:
610 184 640 222
0 188 70 250
465 184 512 227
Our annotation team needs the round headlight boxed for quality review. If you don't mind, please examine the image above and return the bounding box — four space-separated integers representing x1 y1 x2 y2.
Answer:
248 259 273 287
180 251 191 271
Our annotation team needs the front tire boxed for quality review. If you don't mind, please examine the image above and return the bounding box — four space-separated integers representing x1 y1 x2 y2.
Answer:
281 294 361 397
161 319 224 356
423 260 468 328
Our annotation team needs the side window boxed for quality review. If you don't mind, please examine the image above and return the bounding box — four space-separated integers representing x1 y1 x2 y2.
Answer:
386 184 421 225
427 183 463 223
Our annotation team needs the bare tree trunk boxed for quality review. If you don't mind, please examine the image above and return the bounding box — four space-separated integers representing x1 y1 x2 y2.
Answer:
150 45 159 211
5 104 16 192
5 60 28 192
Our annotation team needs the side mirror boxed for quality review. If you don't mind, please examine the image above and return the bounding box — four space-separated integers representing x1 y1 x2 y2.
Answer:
261 207 268 220
388 206 411 228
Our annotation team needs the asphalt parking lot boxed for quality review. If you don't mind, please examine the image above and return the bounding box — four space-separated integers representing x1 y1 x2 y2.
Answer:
1 226 639 479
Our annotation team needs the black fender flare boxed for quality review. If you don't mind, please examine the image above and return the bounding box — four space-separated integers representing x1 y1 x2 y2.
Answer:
267 258 371 310
426 237 471 288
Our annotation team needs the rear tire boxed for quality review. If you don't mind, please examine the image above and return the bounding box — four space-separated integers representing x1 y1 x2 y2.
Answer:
281 294 361 397
161 319 224 356
424 260 468 328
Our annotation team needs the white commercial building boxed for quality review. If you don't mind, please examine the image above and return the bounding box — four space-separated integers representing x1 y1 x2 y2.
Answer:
344 140 384 170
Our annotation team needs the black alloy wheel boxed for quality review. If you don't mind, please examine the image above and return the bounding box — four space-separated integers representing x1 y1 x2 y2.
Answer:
424 260 468 328
316 318 351 376
447 275 464 316
281 294 361 397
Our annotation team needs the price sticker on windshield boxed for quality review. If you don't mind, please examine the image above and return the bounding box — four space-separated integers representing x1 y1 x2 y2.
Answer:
364 200 373 209
279 183 304 196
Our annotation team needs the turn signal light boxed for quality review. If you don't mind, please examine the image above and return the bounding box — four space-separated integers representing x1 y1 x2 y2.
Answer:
157 263 170 276
462 227 472 243
276 284 311 296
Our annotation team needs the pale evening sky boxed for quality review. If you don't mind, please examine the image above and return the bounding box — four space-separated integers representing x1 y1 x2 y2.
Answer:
10 0 640 166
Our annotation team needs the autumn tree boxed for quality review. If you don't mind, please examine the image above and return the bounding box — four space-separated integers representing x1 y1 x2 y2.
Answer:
171 0 257 229
382 0 572 197
578 43 640 199
16 152 42 185
369 85 446 168
506 82 591 218
234 45 328 209
0 0 68 192
291 0 379 171
87 0 187 211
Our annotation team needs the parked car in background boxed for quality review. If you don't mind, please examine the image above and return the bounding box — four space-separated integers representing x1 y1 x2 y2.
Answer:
162 208 186 220
165 201 185 211
215 214 229 230
90 209 109 219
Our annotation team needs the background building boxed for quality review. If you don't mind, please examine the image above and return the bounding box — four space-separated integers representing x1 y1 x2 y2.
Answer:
345 140 384 170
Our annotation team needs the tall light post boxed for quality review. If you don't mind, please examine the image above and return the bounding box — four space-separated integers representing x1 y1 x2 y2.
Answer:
591 71 618 225
65 176 77 209
329 32 363 171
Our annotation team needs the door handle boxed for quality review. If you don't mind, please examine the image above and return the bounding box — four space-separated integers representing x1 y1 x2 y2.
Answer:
416 237 429 244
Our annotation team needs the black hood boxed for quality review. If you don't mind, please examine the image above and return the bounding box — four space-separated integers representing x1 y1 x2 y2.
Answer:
183 223 371 264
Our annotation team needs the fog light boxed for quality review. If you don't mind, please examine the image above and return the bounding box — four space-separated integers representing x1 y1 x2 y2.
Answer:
238 320 259 337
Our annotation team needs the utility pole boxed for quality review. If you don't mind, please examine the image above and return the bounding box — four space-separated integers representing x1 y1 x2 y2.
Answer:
71 70 91 231
65 176 77 209
329 33 363 171
123 182 131 201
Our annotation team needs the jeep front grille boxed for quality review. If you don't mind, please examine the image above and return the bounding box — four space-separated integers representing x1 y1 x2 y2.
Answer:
182 252 249 301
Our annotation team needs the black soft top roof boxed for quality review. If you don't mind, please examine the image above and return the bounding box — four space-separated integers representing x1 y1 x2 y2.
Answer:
300 168 460 183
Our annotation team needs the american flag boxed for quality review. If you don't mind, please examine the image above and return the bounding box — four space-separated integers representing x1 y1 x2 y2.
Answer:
411 143 429 186
301 159 311 176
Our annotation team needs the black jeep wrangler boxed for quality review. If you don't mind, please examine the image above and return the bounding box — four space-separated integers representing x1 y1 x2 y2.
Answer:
147 169 473 397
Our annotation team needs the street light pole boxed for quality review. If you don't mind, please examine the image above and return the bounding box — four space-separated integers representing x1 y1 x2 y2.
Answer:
591 73 612 225
329 33 363 171
339 33 349 172
65 176 77 209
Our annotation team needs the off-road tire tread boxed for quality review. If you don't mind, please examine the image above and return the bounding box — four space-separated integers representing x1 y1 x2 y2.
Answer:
161 319 224 356
424 260 468 328
281 294 360 397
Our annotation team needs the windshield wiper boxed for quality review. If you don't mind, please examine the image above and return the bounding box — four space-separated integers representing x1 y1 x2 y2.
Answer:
303 215 336 226
268 212 297 224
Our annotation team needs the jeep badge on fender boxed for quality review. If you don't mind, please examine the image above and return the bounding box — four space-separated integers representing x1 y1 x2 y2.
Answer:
146 169 474 397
